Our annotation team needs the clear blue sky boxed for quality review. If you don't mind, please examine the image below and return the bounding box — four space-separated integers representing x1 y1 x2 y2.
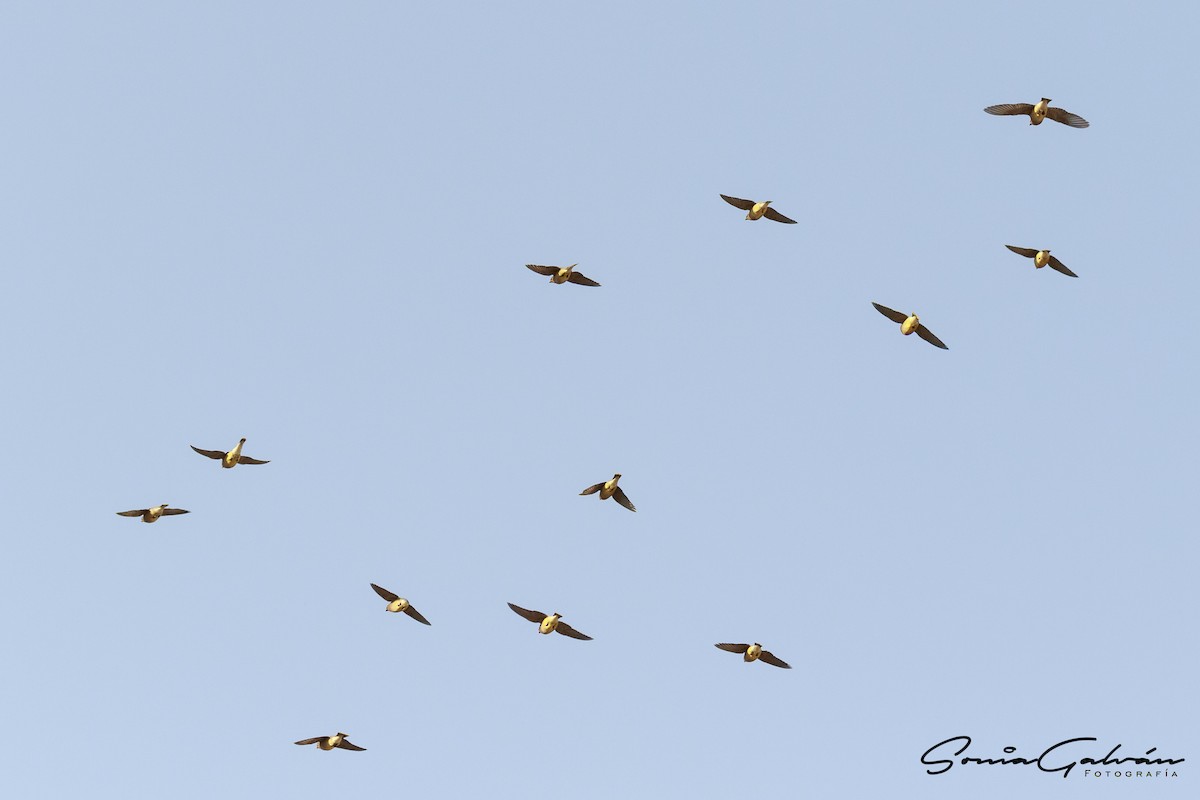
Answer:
1 2 1195 797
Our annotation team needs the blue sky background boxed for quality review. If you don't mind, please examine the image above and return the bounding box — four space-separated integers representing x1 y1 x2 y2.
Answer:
1 2 1196 797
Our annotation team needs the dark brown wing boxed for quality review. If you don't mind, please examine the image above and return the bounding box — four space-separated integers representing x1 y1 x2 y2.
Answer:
579 482 604 496
116 509 148 517
237 455 269 465
190 445 225 460
160 508 190 516
1048 255 1078 277
871 302 908 324
334 739 366 751
612 486 637 513
526 264 559 276
1045 107 1090 128
719 194 755 211
370 583 399 603
715 643 751 654
758 650 792 669
554 621 593 640
294 737 323 746
762 206 798 224
566 271 601 287
984 103 1034 117
403 605 432 625
916 325 949 350
507 603 546 624
1005 245 1039 258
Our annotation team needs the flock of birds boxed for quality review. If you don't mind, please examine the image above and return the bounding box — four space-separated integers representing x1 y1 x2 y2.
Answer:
115 96 1090 753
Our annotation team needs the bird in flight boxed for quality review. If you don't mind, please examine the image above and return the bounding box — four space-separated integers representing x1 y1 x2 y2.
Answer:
190 437 269 469
293 733 366 751
369 583 431 625
984 98 1089 128
525 263 601 286
1004 245 1078 277
580 473 636 512
714 642 792 669
719 195 797 223
115 504 189 524
871 303 949 350
507 603 593 640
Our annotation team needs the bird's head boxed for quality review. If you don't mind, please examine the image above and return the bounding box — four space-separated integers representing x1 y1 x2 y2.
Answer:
1042 97 1052 103
567 263 577 270
336 732 347 738
238 438 247 444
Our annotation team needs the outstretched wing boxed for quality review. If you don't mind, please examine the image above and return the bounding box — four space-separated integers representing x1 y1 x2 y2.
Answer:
1005 245 1039 258
916 325 949 350
190 445 225 460
1048 255 1078 277
719 194 755 211
160 508 190 516
758 650 792 669
612 487 637 513
403 605 432 626
554 621 593 641
526 264 559 276
237 455 269 465
984 103 1034 117
579 482 604 496
116 509 148 517
871 302 908 324
335 739 366 751
762 206 798 224
294 738 323 746
566 271 601 287
370 583 399 603
507 602 546 624
1045 107 1090 128
715 643 751 654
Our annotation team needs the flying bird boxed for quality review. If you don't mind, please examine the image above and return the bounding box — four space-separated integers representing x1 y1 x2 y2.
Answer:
507 603 593 640
190 437 269 469
984 98 1089 128
1004 245 1078 277
719 195 797 223
714 642 791 669
579 473 636 512
294 733 366 751
115 504 189 524
525 264 600 286
871 303 948 350
369 583 431 625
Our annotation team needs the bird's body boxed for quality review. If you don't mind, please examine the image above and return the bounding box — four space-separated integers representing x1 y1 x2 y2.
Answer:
507 603 593 640
294 733 365 751
525 263 600 286
190 437 269 469
579 473 636 512
369 583 431 624
872 302 948 349
1004 245 1078 277
116 504 189 523
984 98 1089 128
719 194 797 224
714 642 791 669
